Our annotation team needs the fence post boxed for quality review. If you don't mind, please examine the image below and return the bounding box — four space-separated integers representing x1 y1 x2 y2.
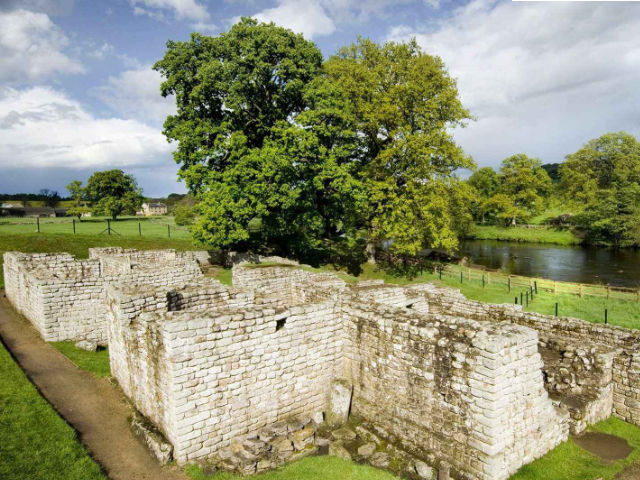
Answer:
515 296 518 304
534 281 538 294
37 216 40 233
167 225 171 238
460 271 463 283
508 277 511 292
482 274 485 288
605 309 608 324
439 266 442 280
107 219 111 235
526 291 529 306
73 219 76 234
520 292 523 305
139 222 142 236
555 302 558 317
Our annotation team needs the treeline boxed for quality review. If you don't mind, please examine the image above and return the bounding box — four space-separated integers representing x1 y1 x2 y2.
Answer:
467 132 640 247
0 190 69 207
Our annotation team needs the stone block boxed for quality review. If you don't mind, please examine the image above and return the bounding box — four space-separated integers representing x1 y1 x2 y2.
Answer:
326 378 352 428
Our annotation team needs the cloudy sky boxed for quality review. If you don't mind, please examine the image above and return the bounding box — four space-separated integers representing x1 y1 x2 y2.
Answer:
1 0 639 197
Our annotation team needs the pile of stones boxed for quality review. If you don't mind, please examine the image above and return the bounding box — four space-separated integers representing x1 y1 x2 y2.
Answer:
211 416 321 475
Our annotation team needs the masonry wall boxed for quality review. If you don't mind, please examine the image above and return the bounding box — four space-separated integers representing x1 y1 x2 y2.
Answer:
419 288 640 427
342 299 568 480
2 249 204 342
106 280 345 464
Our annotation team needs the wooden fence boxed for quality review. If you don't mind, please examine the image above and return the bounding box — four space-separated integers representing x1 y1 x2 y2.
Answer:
440 264 640 302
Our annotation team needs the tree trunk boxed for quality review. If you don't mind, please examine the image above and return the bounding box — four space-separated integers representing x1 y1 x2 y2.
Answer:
366 240 376 264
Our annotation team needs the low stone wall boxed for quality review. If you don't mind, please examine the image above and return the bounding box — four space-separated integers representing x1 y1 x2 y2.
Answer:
106 278 344 465
2 248 204 342
342 299 568 480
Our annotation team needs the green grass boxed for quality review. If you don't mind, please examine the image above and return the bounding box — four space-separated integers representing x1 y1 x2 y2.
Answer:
468 225 581 245
0 216 191 240
0 232 197 288
185 456 400 480
512 417 640 480
0 340 107 480
50 342 111 378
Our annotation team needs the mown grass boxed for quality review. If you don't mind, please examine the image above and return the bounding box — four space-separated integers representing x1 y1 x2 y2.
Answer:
50 342 111 378
0 215 191 240
0 340 106 480
512 417 640 480
185 456 400 480
0 232 196 288
468 225 581 245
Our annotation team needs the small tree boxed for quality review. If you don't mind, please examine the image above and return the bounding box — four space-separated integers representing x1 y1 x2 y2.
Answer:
173 204 197 226
84 170 143 220
66 180 84 206
67 206 91 220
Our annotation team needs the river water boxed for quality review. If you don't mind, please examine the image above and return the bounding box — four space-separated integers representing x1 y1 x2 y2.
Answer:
458 239 640 287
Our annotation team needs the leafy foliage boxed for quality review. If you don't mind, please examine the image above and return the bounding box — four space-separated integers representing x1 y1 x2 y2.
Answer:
562 132 640 246
84 170 143 220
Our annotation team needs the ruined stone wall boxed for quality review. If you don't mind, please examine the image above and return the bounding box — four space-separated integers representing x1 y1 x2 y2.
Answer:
342 299 568 480
2 249 204 342
106 279 345 464
419 287 640 428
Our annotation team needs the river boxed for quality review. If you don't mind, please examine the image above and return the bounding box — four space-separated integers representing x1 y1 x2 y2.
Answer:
458 239 640 287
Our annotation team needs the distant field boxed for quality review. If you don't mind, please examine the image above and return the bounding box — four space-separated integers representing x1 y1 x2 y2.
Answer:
0 216 190 240
468 225 582 245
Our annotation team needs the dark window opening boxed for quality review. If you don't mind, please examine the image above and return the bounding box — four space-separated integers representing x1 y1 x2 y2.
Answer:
406 303 414 309
276 318 287 331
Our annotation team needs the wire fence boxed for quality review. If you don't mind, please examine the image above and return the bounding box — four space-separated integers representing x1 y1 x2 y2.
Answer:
0 216 191 240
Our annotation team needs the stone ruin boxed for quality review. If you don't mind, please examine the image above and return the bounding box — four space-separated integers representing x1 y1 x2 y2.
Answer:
4 250 640 480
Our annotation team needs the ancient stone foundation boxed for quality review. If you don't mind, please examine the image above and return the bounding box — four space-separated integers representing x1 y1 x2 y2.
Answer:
2 248 204 342
5 250 640 480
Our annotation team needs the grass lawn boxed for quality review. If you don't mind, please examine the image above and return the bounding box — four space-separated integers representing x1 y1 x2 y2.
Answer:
467 225 581 245
512 417 640 480
0 215 191 240
0 232 196 288
0 340 106 480
185 456 400 480
50 342 111 378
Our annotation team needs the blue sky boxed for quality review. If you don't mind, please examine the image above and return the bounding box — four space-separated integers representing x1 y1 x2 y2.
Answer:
1 0 639 197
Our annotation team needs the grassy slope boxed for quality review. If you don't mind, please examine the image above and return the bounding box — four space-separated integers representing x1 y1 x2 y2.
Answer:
468 225 581 245
512 417 640 480
185 456 400 480
50 343 111 378
0 340 106 480
0 232 196 288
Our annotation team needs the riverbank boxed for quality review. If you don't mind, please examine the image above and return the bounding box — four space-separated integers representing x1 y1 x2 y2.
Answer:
467 225 582 245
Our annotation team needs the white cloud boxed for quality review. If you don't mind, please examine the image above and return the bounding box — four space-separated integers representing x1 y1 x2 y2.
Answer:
250 0 336 38
94 65 175 125
130 0 210 21
0 87 172 170
0 9 84 84
387 0 640 166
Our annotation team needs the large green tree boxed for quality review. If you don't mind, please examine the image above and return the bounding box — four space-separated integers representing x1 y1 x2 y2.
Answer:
324 38 474 257
84 170 143 220
561 132 640 246
155 19 363 258
467 167 500 223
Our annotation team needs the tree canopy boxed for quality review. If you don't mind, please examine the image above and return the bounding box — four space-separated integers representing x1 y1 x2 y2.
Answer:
156 20 474 260
561 132 640 246
84 169 143 220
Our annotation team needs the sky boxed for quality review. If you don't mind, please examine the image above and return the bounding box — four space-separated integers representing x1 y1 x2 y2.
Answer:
1 0 639 198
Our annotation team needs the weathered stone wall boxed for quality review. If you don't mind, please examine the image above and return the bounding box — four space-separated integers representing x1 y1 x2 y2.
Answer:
342 299 568 480
418 288 640 428
2 249 204 342
106 278 345 464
